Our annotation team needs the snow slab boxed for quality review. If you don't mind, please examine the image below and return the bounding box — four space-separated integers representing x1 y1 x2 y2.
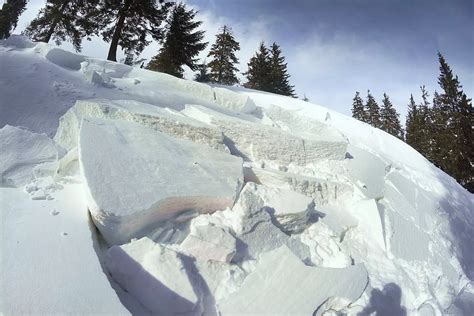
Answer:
180 222 237 263
244 164 353 205
0 125 60 187
79 118 243 245
213 86 256 114
106 237 200 315
0 179 129 315
182 104 348 166
217 245 368 315
230 183 312 263
55 98 227 152
253 184 315 233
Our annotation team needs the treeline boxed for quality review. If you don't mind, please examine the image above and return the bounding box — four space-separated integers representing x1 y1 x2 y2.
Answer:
351 53 473 193
0 0 296 97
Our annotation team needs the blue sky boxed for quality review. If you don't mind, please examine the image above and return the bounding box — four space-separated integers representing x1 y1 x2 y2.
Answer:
14 0 474 118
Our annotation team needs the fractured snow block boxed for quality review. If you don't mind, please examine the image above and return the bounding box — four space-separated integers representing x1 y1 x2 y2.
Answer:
194 260 246 302
231 183 312 263
180 224 237 263
263 104 348 145
254 184 315 233
0 125 59 187
55 99 227 152
106 237 200 315
346 144 387 199
244 165 353 205
384 171 436 231
218 245 368 315
182 104 348 166
351 199 386 250
387 208 432 262
79 118 243 245
213 87 256 114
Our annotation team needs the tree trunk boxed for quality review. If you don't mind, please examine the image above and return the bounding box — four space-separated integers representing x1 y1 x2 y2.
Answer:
44 0 68 43
107 0 131 62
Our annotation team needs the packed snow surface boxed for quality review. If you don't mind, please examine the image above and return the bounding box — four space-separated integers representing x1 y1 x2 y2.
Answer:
1 36 474 315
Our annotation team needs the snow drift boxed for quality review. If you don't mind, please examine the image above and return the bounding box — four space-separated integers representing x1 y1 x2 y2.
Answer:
1 36 473 315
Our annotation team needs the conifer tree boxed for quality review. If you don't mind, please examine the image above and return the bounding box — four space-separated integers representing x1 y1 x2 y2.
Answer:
269 42 295 97
431 52 473 191
405 94 421 150
24 0 96 52
380 93 403 139
207 25 240 85
244 42 272 91
0 0 27 39
351 91 366 122
147 3 207 78
417 85 432 159
95 0 171 62
365 90 381 128
194 62 211 83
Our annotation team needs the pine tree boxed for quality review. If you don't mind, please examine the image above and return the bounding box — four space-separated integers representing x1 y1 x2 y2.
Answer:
24 0 96 52
207 25 240 85
147 3 207 78
95 0 171 62
244 42 272 91
380 93 403 139
194 62 211 83
456 94 474 191
365 90 381 128
269 42 295 97
417 85 432 159
431 52 473 191
351 91 366 122
405 94 421 150
0 0 27 39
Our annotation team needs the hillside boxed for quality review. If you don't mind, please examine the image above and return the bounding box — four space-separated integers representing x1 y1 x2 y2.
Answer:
1 36 473 315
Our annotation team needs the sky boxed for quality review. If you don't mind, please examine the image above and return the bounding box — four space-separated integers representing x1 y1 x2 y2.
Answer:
13 0 474 119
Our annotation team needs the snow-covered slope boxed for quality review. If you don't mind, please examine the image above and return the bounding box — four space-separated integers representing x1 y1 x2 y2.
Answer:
1 36 473 315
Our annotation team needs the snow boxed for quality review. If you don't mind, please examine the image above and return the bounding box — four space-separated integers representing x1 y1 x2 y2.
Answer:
182 104 348 166
79 117 243 245
252 183 315 233
213 86 257 113
1 36 473 315
106 237 200 315
180 221 237 263
0 177 129 315
0 125 61 187
218 245 368 315
55 98 227 152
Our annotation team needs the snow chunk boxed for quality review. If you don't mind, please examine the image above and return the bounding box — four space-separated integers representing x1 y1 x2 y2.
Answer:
180 223 237 263
253 184 315 233
213 87 256 114
300 221 353 268
182 104 348 166
55 99 227 152
0 125 59 187
231 183 312 263
106 237 200 315
218 245 368 315
79 118 243 245
45 48 85 70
